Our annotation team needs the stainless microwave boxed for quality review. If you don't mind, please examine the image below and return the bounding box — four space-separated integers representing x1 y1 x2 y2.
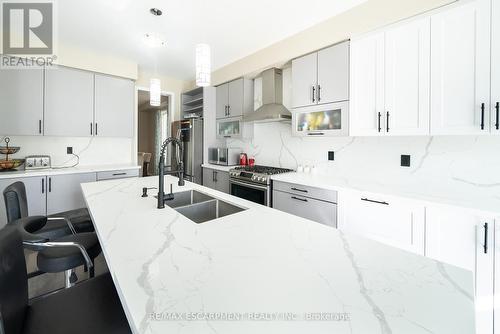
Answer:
208 147 241 166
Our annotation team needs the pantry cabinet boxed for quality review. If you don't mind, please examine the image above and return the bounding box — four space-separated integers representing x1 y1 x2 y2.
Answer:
44 66 94 137
425 205 494 334
430 0 491 135
338 190 425 255
0 65 44 136
350 16 430 136
292 41 349 109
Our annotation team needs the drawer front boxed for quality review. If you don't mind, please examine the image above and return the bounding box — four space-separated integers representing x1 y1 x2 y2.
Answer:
97 169 139 181
273 190 337 228
273 180 337 203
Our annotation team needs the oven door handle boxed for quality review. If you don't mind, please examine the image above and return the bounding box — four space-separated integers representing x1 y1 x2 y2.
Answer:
229 179 269 191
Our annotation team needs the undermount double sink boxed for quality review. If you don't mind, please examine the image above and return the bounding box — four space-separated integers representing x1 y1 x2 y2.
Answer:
165 190 246 224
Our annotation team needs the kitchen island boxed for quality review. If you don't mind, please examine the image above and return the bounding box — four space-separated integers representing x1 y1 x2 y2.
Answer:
81 176 475 334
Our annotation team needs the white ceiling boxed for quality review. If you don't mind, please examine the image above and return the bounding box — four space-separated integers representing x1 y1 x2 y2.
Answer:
58 0 366 80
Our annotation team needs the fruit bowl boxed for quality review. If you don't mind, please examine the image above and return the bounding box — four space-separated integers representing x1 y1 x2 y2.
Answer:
0 146 20 155
0 159 25 170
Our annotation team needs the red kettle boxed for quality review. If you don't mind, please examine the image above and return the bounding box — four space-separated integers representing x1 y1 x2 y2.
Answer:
239 153 248 166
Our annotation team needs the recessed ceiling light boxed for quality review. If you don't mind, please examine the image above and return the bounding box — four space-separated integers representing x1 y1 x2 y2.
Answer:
144 33 167 48
150 8 162 16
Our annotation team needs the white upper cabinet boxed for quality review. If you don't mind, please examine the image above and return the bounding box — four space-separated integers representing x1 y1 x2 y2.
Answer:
430 0 491 135
317 41 349 104
425 205 494 334
44 66 94 137
292 42 349 109
491 0 500 134
94 74 135 137
350 17 430 136
384 17 430 136
292 52 317 108
350 32 385 136
0 65 44 136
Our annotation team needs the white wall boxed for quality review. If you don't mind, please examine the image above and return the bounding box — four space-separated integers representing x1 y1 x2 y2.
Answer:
226 123 500 199
1 135 133 167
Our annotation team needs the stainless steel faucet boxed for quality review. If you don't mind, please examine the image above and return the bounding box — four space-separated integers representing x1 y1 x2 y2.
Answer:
157 136 185 209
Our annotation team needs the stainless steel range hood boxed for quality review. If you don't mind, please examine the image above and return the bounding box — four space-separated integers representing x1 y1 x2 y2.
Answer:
244 68 291 123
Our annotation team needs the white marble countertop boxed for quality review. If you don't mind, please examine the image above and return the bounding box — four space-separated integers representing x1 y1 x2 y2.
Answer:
0 163 140 180
81 175 475 334
201 163 240 172
271 172 500 216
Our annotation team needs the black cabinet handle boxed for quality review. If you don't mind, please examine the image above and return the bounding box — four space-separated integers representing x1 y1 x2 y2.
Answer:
378 112 382 132
312 86 316 103
38 120 42 134
495 102 499 130
291 196 308 202
291 187 308 193
317 85 321 102
41 178 45 194
227 105 230 116
484 223 489 254
214 171 218 182
48 177 52 193
361 198 389 205
307 132 325 136
95 123 98 136
386 111 390 132
90 122 93 135
481 103 485 130
112 172 127 176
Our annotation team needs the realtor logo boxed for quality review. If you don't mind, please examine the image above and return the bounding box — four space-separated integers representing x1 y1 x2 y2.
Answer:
2 1 53 54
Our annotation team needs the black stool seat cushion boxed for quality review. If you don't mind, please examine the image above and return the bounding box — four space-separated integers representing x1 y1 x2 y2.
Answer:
23 273 132 334
36 232 101 273
38 208 94 239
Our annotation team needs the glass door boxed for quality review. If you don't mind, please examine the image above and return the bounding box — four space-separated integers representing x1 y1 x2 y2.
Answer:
217 118 241 138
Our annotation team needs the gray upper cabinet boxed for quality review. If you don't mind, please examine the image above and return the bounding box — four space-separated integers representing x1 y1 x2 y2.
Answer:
216 78 253 119
95 74 135 137
44 66 94 137
317 41 349 104
228 79 244 118
216 84 229 119
292 41 350 109
292 53 318 108
0 66 44 136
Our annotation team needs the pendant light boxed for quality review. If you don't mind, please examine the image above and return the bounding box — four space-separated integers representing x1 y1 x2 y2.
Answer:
150 78 161 107
195 43 211 87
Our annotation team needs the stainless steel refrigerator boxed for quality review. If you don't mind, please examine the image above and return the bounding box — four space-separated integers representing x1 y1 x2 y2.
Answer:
170 118 203 185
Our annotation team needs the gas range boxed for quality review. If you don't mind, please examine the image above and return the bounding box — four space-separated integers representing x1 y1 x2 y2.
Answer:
229 165 293 186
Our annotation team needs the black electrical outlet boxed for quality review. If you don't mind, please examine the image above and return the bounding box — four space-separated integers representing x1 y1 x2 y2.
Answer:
328 151 335 161
67 147 73 154
401 155 411 167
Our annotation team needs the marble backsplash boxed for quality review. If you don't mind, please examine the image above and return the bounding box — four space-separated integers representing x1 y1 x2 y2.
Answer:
226 122 500 197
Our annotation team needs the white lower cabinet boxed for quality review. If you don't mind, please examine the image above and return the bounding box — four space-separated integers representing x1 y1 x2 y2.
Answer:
46 173 97 215
425 205 494 334
0 176 46 227
338 190 425 255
